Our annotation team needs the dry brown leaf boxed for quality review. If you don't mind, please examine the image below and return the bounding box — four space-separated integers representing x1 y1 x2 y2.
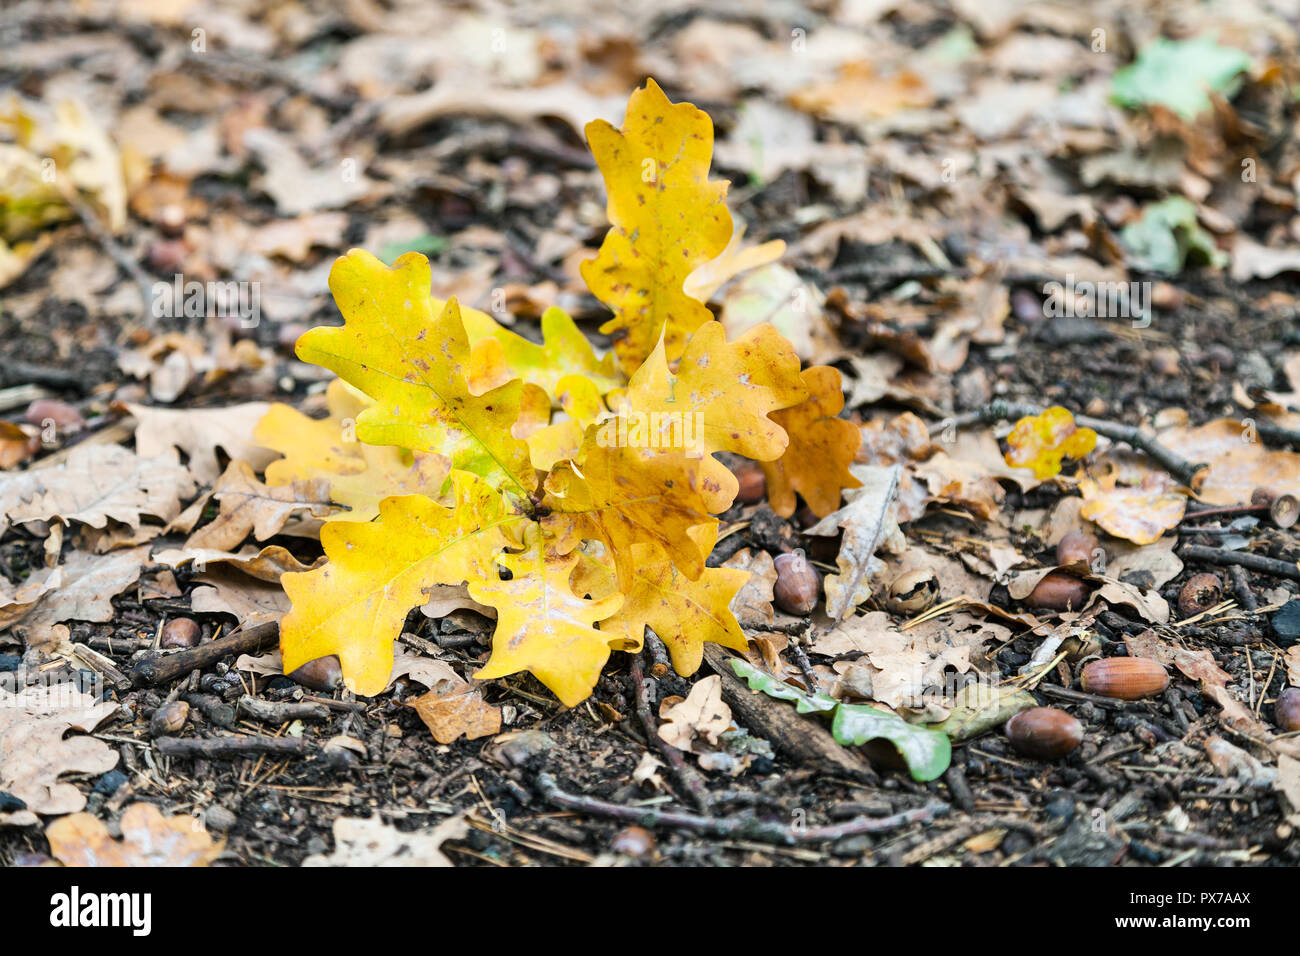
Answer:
129 402 275 484
153 544 321 582
0 443 196 536
1159 418 1300 505
721 548 777 629
1125 629 1231 686
248 212 348 262
0 566 63 631
790 61 932 123
189 566 291 627
46 802 223 866
658 676 731 751
806 464 904 621
304 813 467 866
1079 471 1186 545
0 683 118 816
407 679 502 744
14 546 151 650
186 460 333 552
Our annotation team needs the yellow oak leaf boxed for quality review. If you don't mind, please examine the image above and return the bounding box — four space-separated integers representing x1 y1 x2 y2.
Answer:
280 472 524 696
683 224 786 302
525 374 606 471
470 541 624 707
582 78 733 373
1004 406 1097 479
296 250 536 495
255 380 449 523
462 304 621 400
542 434 718 585
761 365 862 518
621 320 806 509
599 532 750 677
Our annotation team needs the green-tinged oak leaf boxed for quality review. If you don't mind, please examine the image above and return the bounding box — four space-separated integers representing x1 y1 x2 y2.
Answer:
462 304 622 400
280 472 524 696
621 320 806 510
730 658 951 782
760 365 862 518
583 78 733 373
599 529 749 677
296 250 536 494
470 541 624 707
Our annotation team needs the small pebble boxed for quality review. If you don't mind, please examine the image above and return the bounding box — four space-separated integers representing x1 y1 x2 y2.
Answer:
204 805 238 832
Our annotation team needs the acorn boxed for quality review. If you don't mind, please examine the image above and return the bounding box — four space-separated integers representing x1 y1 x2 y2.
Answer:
287 655 343 691
150 700 190 737
732 460 767 505
1080 657 1169 700
1177 573 1222 618
773 549 820 615
1055 530 1101 569
1275 687 1300 733
1005 707 1083 759
1023 570 1091 611
1270 495 1298 530
160 617 202 649
885 568 939 615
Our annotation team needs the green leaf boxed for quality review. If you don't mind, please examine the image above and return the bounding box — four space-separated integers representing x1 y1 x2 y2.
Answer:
379 233 447 264
1121 196 1226 275
1111 36 1250 120
729 658 951 782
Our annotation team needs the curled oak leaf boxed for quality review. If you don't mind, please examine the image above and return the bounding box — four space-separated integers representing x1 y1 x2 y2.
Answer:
622 320 806 511
1079 471 1186 545
280 472 525 696
470 541 624 707
407 678 502 744
1158 417 1300 505
461 304 622 401
583 78 733 373
1004 406 1097 479
761 365 862 518
542 436 719 586
46 803 223 867
297 250 536 495
599 529 750 678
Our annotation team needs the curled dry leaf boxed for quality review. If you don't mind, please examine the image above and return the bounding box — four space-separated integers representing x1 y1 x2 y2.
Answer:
129 402 276 484
1124 629 1231 687
721 547 777 629
186 460 334 552
304 814 468 867
1079 470 1187 545
46 803 222 866
657 675 731 752
0 683 118 816
13 546 151 651
154 544 321 582
1004 406 1097 479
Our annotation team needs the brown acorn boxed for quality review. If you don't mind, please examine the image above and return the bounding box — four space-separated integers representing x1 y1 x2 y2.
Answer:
150 700 190 737
733 460 767 505
1177 573 1222 618
161 617 202 649
1080 657 1169 700
773 549 820 615
1055 530 1101 568
1023 570 1091 611
1005 707 1083 759
610 826 655 858
1275 687 1300 733
288 655 343 691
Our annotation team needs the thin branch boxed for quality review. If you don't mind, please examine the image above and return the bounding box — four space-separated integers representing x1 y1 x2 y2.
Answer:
534 773 945 846
1178 545 1300 582
628 650 713 813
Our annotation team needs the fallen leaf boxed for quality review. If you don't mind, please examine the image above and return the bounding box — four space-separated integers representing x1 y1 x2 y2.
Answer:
408 679 502 744
1004 406 1097 480
304 814 468 867
46 803 222 866
805 464 903 620
658 675 732 751
760 365 861 518
129 402 275 484
186 460 333 551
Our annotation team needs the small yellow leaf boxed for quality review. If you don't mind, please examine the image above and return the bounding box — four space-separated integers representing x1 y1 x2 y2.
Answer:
583 79 733 373
471 541 624 707
761 365 862 517
1004 406 1097 479
280 472 524 696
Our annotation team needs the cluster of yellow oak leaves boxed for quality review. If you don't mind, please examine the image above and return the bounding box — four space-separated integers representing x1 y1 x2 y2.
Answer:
251 81 862 706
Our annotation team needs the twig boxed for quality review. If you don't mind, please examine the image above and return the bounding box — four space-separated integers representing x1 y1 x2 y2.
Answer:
1227 565 1259 613
130 621 279 686
237 696 331 723
534 773 945 845
1178 545 1300 581
938 400 1206 488
1254 420 1300 449
155 735 316 759
628 650 713 813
